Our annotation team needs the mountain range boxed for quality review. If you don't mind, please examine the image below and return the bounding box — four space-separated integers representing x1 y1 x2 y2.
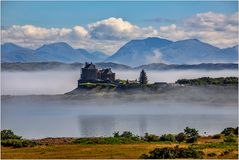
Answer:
1 42 108 63
106 38 238 66
1 37 238 66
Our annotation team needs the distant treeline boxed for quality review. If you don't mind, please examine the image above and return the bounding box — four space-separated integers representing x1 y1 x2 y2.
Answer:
1 62 238 71
176 77 238 85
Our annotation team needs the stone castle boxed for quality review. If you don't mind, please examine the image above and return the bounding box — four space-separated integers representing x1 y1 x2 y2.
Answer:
79 62 115 83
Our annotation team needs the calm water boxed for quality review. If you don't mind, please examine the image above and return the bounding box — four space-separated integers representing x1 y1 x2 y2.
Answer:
1 96 237 139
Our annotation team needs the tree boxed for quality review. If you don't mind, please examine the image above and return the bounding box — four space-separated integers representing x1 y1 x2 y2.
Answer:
176 132 187 143
184 127 199 143
113 131 120 138
1 130 22 140
221 127 236 136
121 131 134 138
139 70 148 84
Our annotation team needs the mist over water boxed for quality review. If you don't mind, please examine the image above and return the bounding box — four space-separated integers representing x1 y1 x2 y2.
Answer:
1 95 237 139
1 69 237 95
1 69 238 139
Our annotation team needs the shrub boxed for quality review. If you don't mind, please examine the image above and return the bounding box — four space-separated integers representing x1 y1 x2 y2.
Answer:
1 130 22 140
221 127 236 136
144 133 160 142
207 153 216 157
160 134 176 142
175 132 187 143
176 77 238 85
73 136 142 145
141 146 204 159
1 139 37 148
184 127 199 143
212 134 221 139
222 149 232 155
224 134 237 142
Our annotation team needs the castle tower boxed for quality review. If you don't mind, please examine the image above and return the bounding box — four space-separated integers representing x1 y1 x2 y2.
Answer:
80 62 98 81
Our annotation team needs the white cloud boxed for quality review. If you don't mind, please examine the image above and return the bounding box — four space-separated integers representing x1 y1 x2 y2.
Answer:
1 12 238 54
1 25 88 49
146 49 167 64
159 12 238 48
88 17 158 40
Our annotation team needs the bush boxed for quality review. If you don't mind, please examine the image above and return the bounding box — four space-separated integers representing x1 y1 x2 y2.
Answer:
1 139 37 148
73 136 142 145
212 134 221 139
175 132 187 143
207 152 216 157
1 130 22 140
176 77 238 85
221 149 233 156
224 134 237 142
141 146 204 159
184 127 199 143
221 127 236 136
144 133 160 142
160 134 176 142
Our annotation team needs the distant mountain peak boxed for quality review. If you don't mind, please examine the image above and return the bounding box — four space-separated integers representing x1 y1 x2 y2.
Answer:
107 37 237 66
2 42 24 49
38 42 73 50
2 42 108 63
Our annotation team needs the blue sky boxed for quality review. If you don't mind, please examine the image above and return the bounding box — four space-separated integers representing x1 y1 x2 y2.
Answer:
1 1 238 54
2 1 238 28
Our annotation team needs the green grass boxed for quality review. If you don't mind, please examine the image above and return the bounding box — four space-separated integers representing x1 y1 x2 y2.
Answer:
2 142 238 159
79 82 116 88
73 137 144 144
79 82 97 87
189 142 238 150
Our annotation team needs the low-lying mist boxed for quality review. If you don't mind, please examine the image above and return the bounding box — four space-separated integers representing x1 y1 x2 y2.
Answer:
1 93 238 138
1 69 237 95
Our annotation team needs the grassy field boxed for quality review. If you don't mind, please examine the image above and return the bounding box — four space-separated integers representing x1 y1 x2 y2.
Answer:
1 136 238 159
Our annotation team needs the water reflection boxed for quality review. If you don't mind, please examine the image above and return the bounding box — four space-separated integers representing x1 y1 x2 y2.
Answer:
78 114 237 137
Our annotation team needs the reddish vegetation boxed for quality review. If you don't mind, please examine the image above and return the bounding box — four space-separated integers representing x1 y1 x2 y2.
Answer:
32 137 74 145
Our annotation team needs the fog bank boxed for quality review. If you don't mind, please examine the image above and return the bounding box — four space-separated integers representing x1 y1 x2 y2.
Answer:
1 69 237 95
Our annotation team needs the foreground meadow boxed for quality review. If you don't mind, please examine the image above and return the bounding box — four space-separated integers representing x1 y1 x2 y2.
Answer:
1 128 238 159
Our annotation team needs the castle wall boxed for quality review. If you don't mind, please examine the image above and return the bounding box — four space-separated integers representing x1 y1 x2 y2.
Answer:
81 68 98 81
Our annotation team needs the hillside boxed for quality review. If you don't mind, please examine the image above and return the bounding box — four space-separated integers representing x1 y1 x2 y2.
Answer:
1 62 237 71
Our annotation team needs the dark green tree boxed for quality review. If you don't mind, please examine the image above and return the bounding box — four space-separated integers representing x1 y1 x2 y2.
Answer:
221 127 236 136
113 131 120 138
184 127 199 143
121 131 134 138
175 132 187 143
139 69 148 84
1 130 22 140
